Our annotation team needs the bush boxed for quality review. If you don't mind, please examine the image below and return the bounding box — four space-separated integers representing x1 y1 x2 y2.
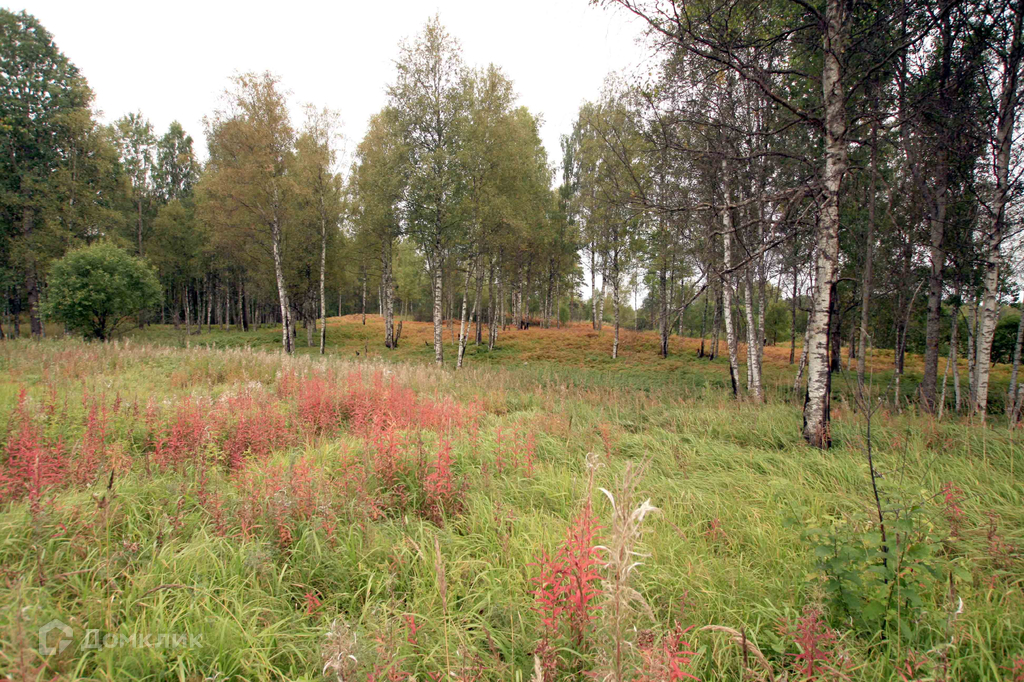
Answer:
43 242 162 340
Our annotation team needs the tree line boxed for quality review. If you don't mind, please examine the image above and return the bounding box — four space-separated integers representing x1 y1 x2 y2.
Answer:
2 6 1023 448
0 12 579 361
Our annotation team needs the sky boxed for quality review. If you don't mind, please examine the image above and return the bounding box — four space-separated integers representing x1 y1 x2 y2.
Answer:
16 0 654 175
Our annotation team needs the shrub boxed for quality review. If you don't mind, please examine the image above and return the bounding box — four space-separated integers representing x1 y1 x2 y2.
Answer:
43 242 162 340
792 503 941 639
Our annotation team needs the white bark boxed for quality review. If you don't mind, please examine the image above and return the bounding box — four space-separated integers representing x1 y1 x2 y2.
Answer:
473 257 482 345
270 210 293 354
319 197 327 355
720 178 742 398
488 263 497 350
456 266 471 369
382 242 395 349
974 1 1022 418
803 0 847 447
432 265 444 365
612 247 621 359
743 267 763 402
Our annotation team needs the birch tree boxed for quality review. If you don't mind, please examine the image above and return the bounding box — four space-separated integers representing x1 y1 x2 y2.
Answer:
113 112 156 257
388 16 469 365
295 106 343 355
203 72 297 353
351 108 407 349
974 0 1023 418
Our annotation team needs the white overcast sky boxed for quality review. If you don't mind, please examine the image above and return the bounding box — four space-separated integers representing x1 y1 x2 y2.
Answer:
15 0 653 176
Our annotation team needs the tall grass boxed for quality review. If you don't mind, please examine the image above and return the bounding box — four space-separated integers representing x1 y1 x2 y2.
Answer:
0 332 1020 680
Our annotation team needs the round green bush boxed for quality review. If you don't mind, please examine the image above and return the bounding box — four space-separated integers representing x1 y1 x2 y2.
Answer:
43 242 162 340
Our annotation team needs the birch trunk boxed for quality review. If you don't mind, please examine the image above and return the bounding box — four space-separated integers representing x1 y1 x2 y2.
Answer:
555 280 561 328
456 266 472 369
270 210 293 354
790 262 799 365
23 209 43 338
744 267 763 402
591 246 598 330
921 192 948 412
240 280 250 333
680 278 690 338
794 318 813 393
500 271 506 331
432 265 444 365
319 209 327 355
720 186 741 398
660 267 669 358
488 262 497 350
448 273 456 342
183 281 191 348
222 283 229 330
803 0 847 447
756 215 767 379
383 243 395 349
612 247 621 359
975 0 1022 418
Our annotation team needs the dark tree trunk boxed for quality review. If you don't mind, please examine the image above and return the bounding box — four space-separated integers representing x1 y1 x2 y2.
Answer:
698 289 709 358
240 280 249 332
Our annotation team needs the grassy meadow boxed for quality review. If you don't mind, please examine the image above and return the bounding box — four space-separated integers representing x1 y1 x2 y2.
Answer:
0 316 1021 681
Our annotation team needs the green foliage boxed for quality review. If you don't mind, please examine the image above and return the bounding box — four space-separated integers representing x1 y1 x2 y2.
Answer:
0 9 98 297
0 9 90 194
42 242 162 339
791 502 944 640
388 16 469 273
149 200 206 286
153 121 199 202
764 299 794 345
394 239 431 317
992 313 1022 365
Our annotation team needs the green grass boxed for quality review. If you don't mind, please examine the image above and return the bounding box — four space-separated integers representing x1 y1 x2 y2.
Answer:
0 324 1022 681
